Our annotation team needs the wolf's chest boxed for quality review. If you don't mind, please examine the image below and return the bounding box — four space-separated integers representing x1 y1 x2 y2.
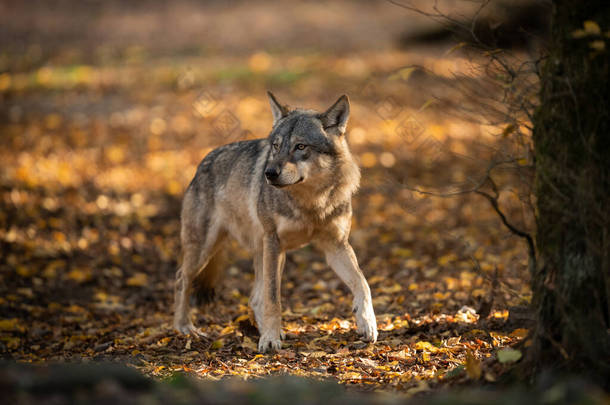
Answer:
275 215 315 250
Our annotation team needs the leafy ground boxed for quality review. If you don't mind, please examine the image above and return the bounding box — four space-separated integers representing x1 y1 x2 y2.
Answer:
3 362 607 405
1 0 536 395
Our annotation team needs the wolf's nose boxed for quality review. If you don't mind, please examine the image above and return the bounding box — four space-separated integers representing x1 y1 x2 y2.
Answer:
265 167 280 180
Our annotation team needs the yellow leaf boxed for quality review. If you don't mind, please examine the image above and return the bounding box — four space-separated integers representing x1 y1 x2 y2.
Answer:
66 268 91 283
414 341 439 353
492 309 509 320
0 318 25 332
380 283 403 294
465 350 482 380
391 247 413 258
339 371 362 380
126 272 148 287
421 351 430 362
66 304 86 313
572 21 602 38
234 314 250 323
95 291 108 301
438 253 457 266
5 337 20 349
16 266 33 277
433 291 450 300
589 40 605 51
211 339 224 350
510 328 529 339
584 20 601 35
43 260 64 279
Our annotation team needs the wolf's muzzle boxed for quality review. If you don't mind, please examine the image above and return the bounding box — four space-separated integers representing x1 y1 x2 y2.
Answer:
264 166 280 181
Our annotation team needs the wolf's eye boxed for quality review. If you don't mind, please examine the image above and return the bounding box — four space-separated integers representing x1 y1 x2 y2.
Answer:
295 144 306 151
272 143 279 151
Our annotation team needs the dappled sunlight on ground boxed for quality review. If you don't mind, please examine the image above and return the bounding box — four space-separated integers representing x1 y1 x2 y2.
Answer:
1 0 534 393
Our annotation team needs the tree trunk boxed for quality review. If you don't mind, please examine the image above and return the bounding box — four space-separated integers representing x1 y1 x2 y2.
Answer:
529 0 610 382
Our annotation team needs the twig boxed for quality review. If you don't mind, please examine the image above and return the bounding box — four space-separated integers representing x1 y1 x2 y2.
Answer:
474 177 537 274
404 159 537 274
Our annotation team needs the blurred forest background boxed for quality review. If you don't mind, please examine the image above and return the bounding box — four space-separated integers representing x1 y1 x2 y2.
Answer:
2 0 606 403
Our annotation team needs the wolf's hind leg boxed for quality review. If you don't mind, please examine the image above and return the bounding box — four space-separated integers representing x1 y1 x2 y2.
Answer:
191 249 225 308
174 226 225 338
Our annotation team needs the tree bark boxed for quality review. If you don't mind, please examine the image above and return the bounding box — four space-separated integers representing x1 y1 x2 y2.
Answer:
529 0 610 382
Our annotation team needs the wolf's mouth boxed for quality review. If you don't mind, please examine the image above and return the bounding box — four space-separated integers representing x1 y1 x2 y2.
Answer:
268 177 304 188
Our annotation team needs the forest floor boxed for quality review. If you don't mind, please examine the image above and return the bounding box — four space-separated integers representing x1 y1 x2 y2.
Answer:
0 0 541 397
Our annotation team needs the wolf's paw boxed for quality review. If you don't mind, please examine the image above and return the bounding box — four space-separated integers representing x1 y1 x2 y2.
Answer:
355 305 378 343
258 333 282 353
357 321 378 343
174 321 208 338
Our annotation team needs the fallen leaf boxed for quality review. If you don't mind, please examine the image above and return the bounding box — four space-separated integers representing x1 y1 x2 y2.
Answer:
414 341 439 353
157 337 171 347
126 272 148 287
465 350 482 380
497 347 522 363
510 328 529 339
66 268 92 283
0 318 25 332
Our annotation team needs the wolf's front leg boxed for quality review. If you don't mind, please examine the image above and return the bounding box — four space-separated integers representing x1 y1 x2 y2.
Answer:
325 242 378 343
257 235 284 352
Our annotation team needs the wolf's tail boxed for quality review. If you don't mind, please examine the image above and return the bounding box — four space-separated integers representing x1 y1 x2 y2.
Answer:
190 249 225 307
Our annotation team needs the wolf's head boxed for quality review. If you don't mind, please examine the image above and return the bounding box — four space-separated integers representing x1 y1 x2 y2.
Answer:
263 92 356 190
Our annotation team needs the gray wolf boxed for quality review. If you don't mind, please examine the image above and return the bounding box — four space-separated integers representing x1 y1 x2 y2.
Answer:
173 92 378 352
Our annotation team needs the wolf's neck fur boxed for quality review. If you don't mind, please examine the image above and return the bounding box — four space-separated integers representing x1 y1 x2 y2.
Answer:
287 148 360 220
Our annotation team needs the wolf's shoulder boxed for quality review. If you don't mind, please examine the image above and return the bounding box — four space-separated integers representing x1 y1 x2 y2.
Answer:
196 139 264 166
204 138 267 162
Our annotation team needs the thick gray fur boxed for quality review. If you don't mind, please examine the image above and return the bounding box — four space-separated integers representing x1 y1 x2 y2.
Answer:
173 92 378 352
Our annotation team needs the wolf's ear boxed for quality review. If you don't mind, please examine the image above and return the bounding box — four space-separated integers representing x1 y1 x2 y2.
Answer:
320 95 350 135
267 91 290 124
